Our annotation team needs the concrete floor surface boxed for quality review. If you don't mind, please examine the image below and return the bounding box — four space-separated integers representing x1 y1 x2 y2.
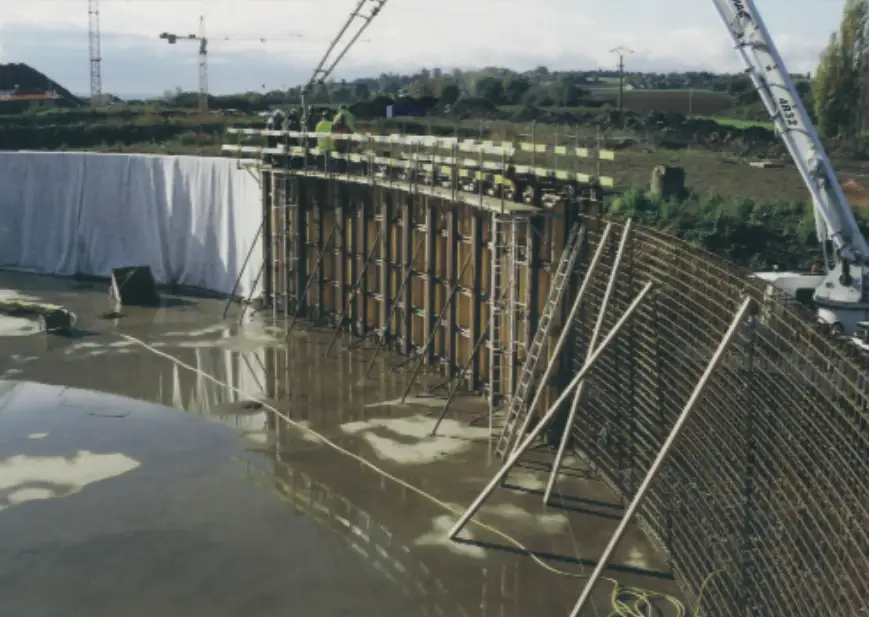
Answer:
0 271 684 617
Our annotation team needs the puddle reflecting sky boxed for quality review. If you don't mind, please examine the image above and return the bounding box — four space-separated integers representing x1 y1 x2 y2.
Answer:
0 380 433 617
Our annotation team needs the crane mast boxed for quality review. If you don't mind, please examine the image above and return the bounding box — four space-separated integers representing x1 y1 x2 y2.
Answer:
712 0 869 334
88 0 103 106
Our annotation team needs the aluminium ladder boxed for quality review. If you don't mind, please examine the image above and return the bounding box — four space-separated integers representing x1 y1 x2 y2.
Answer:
488 215 510 417
493 222 583 459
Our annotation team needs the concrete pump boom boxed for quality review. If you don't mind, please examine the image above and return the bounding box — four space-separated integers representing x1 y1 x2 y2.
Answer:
712 0 869 333
300 0 389 116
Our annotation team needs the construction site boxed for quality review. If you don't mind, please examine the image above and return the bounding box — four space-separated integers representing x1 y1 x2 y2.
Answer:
1 1 869 617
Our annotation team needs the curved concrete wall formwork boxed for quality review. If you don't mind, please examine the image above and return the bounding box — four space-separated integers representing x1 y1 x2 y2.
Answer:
0 152 262 297
566 219 869 617
261 168 869 617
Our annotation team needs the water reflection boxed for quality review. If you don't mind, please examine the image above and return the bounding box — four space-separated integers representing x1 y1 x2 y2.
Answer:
157 335 523 617
242 446 522 617
2 317 531 617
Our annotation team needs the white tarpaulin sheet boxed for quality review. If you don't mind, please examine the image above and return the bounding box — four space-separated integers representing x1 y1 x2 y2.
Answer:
0 152 262 297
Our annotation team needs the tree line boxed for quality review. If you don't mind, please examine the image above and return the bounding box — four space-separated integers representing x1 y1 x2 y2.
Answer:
147 69 778 114
813 0 869 137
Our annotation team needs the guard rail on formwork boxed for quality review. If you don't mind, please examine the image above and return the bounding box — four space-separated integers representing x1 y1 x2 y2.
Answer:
221 128 615 210
569 218 869 617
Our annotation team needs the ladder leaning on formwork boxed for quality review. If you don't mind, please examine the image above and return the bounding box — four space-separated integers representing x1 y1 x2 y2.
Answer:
493 222 583 459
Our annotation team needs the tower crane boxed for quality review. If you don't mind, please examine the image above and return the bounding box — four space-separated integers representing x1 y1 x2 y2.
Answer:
711 0 869 337
159 16 304 113
88 0 102 106
299 0 391 122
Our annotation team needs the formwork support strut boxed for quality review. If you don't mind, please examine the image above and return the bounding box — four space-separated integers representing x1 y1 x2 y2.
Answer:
400 251 473 402
325 216 396 356
543 219 633 503
429 325 488 436
566 296 754 617
507 223 614 459
286 224 339 336
447 281 654 541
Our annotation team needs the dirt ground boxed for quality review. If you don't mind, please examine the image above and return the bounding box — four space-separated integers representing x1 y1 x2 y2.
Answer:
607 148 869 205
0 271 687 617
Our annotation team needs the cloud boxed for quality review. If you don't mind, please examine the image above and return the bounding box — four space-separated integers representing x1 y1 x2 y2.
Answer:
0 0 838 96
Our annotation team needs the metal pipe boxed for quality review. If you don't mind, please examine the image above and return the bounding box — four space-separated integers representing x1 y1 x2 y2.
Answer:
543 220 632 503
508 223 613 457
447 281 654 540
223 219 264 319
567 295 754 617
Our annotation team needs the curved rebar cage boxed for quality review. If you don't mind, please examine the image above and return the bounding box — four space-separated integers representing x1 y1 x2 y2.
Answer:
569 218 869 616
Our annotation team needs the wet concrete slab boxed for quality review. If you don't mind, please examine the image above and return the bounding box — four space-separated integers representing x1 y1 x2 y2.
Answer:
0 380 424 617
0 271 686 617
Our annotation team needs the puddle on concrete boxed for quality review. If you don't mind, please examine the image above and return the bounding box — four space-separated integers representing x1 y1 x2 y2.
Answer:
415 514 487 559
340 415 489 465
0 315 40 337
481 503 568 534
0 380 428 617
0 272 684 616
0 450 141 512
0 289 42 303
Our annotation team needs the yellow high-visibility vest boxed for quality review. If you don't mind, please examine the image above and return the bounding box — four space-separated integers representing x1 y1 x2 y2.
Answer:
334 109 356 133
315 120 333 151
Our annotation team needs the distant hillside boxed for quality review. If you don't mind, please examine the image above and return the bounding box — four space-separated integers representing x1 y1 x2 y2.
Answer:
0 63 83 107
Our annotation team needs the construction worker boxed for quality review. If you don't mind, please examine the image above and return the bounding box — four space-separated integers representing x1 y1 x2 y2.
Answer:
266 108 285 130
331 113 351 173
314 110 334 171
285 109 302 168
333 104 356 133
264 109 285 165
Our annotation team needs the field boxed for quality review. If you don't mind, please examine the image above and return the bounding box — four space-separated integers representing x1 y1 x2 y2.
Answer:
593 89 736 115
7 104 869 216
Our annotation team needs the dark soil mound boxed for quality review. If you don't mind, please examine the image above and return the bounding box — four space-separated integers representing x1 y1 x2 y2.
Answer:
0 63 82 106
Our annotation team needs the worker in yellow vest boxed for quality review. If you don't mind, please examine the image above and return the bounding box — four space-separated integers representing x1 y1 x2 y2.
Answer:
333 104 356 133
314 110 333 171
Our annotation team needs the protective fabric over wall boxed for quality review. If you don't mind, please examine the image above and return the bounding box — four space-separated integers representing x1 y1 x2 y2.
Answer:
0 152 262 297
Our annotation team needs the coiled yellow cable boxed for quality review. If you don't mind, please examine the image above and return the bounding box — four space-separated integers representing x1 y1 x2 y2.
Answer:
118 332 687 617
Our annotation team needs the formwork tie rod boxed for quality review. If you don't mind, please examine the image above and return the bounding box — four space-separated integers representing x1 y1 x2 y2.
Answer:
325 220 393 357
400 251 473 403
364 236 427 378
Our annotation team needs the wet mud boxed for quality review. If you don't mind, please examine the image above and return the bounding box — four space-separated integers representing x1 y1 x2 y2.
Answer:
0 271 685 616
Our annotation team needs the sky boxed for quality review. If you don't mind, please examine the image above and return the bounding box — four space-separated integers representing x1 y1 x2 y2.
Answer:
0 0 850 98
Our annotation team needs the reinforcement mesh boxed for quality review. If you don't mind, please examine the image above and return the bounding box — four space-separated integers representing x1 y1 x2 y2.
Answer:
568 217 869 617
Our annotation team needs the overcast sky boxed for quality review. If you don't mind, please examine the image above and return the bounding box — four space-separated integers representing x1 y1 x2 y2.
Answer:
0 0 848 98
